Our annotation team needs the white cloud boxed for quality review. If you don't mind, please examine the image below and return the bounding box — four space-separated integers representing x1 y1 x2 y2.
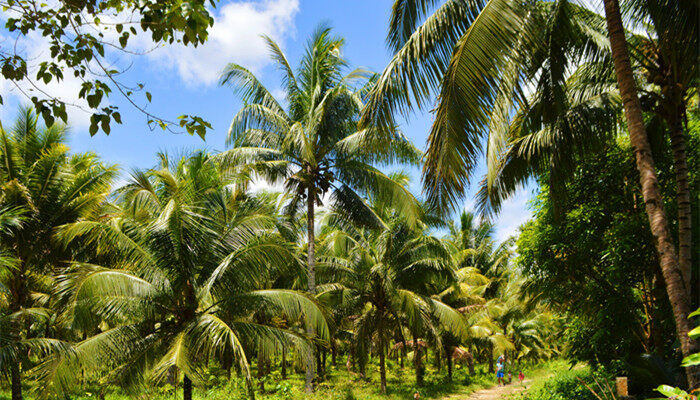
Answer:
0 0 298 130
0 31 96 129
493 186 534 243
146 0 299 86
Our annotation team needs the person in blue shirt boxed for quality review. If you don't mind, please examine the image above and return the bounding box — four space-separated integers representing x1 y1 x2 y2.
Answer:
495 355 506 386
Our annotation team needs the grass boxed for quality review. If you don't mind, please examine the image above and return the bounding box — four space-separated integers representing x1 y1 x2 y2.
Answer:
1 358 566 400
504 359 587 400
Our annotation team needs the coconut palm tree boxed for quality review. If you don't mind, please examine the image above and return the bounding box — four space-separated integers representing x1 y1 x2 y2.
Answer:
492 273 559 366
316 196 468 393
439 213 516 377
366 0 697 385
362 0 609 212
218 25 422 392
36 152 329 400
478 0 698 298
0 108 117 400
601 0 697 386
626 0 698 301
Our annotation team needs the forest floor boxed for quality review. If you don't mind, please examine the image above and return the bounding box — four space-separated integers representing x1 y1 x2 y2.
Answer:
0 359 567 400
442 379 533 400
440 360 564 400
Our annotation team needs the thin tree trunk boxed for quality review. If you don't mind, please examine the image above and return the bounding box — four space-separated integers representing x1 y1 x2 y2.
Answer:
305 187 317 393
11 363 22 400
434 347 441 372
183 375 193 400
467 346 475 375
379 335 387 394
257 352 265 393
668 110 692 297
447 349 453 381
602 0 698 388
281 346 287 379
244 371 256 400
400 333 407 368
331 340 337 367
315 346 324 381
413 331 424 387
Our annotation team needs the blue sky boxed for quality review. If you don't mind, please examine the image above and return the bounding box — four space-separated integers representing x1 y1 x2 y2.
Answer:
0 0 535 242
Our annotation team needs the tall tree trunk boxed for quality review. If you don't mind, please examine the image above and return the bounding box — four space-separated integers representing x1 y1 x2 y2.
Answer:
400 335 407 368
315 346 324 381
434 347 441 372
379 336 387 394
602 0 699 388
281 346 287 379
257 351 265 393
466 346 475 375
413 331 424 386
668 110 692 297
11 363 22 400
244 370 256 400
331 339 337 367
183 375 193 400
305 187 317 393
446 349 453 382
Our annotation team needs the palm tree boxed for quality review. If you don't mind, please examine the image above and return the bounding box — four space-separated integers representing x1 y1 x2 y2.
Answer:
365 0 697 384
0 108 117 400
362 0 609 212
36 152 329 400
600 0 698 386
439 213 515 377
624 0 698 298
317 197 468 393
479 0 698 300
492 273 559 366
218 25 421 392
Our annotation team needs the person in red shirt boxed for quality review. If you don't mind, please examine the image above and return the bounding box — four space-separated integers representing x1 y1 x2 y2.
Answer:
518 371 525 386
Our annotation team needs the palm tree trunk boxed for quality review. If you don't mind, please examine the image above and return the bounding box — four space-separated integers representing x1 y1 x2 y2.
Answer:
305 186 317 393
315 346 324 381
602 0 699 388
413 330 424 386
379 336 387 394
183 375 193 400
668 110 692 297
244 372 256 400
400 335 407 368
11 363 22 400
446 349 453 382
331 339 337 367
281 346 287 379
257 351 265 393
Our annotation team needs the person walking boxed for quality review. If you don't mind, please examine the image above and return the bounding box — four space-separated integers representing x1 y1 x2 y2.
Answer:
495 355 505 386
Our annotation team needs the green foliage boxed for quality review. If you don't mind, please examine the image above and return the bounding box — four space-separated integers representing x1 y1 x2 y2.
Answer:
219 25 422 228
1 0 215 135
364 0 610 213
0 107 117 392
26 151 329 400
517 127 700 369
514 366 613 400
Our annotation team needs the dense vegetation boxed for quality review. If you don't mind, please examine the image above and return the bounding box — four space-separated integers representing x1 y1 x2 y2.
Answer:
0 107 558 400
1 0 698 399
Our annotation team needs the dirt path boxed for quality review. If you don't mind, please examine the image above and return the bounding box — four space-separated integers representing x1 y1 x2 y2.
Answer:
442 380 533 400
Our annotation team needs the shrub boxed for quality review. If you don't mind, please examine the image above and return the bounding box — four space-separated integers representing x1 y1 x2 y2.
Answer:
517 367 614 400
